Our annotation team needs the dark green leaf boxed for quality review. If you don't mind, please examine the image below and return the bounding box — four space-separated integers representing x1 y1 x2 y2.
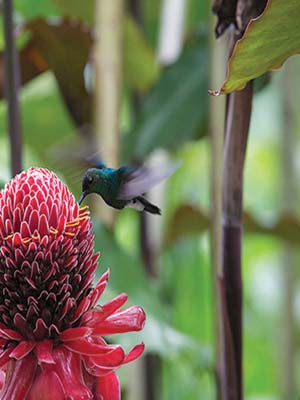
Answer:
93 221 163 314
140 0 161 48
123 34 208 160
25 18 93 126
93 222 209 359
165 205 209 246
124 17 160 93
15 0 60 19
53 0 94 24
0 19 92 127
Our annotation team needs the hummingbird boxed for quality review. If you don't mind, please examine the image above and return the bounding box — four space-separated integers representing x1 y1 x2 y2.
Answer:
78 163 179 214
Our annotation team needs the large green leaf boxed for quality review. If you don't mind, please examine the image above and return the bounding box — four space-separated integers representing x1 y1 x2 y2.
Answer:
123 34 208 160
0 16 158 129
124 17 159 93
0 73 74 170
217 0 300 94
0 19 92 127
165 204 300 247
25 18 93 127
93 221 158 310
53 0 94 24
159 237 214 398
140 0 161 48
39 2 160 92
15 0 60 19
92 222 211 361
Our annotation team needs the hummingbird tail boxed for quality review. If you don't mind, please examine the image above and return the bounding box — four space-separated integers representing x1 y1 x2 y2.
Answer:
137 196 161 215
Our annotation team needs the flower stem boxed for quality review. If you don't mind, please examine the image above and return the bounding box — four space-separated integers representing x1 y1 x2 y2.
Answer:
219 33 253 400
2 0 23 176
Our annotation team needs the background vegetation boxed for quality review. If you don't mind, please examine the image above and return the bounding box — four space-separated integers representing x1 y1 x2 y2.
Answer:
1 0 299 399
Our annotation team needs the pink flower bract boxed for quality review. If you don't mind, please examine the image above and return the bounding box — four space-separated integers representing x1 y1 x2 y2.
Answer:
0 168 146 400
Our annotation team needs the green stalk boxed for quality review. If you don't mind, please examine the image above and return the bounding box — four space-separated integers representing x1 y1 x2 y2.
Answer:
94 0 124 226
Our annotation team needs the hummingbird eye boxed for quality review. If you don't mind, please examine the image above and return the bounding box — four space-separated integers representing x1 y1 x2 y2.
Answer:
87 176 93 184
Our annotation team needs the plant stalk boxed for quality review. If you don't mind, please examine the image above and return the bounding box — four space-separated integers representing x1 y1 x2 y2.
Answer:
94 0 124 227
219 34 253 399
3 0 23 176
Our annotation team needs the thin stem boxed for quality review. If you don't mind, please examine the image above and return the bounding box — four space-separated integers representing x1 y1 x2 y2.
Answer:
219 33 253 400
3 0 23 176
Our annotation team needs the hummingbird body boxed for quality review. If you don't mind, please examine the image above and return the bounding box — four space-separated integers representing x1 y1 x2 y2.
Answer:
89 167 126 209
79 166 163 214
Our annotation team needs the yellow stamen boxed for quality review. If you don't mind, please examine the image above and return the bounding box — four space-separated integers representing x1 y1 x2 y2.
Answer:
66 212 90 227
64 232 75 237
22 237 32 244
3 234 13 241
65 221 79 228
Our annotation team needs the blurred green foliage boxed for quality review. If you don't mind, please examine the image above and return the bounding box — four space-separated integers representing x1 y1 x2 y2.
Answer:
0 0 296 399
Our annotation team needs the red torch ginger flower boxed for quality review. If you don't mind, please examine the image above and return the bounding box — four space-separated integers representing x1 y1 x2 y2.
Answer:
0 168 145 400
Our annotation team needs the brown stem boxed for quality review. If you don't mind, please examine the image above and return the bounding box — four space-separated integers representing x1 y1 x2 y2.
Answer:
219 50 253 399
3 0 23 176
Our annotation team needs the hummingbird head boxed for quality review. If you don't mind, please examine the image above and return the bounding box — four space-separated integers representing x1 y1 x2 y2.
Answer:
78 168 101 205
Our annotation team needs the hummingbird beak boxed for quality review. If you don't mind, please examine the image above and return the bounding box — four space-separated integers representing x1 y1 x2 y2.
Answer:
78 191 87 205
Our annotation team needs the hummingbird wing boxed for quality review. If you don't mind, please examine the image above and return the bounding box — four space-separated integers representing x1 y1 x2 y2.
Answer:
48 136 106 184
117 162 180 200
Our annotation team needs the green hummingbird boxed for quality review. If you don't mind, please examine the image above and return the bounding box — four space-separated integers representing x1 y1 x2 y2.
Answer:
78 163 179 214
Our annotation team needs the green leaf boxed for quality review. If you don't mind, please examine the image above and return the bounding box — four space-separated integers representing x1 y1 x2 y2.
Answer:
0 73 74 167
93 222 211 360
165 204 300 247
0 16 157 125
25 18 92 125
124 17 160 93
186 0 209 31
93 221 163 314
140 0 161 48
218 0 300 94
123 34 208 160
52 0 94 24
15 0 60 19
165 205 209 247
0 19 92 126
160 241 215 398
